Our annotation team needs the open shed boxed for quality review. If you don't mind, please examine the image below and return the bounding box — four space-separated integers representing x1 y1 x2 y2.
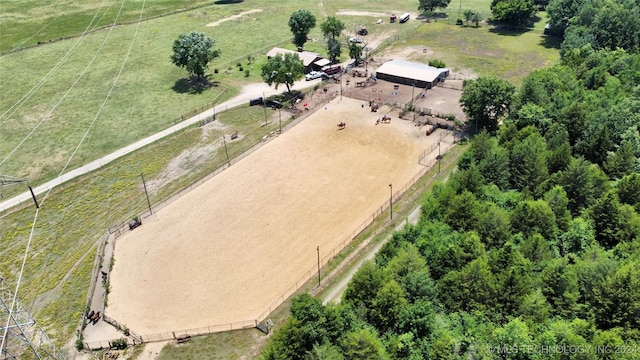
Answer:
375 60 449 89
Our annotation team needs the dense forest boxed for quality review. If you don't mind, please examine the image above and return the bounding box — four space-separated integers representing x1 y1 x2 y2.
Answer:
259 3 640 359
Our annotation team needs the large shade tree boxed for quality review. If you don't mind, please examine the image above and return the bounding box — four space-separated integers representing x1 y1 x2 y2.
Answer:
419 0 452 12
320 16 345 40
261 53 305 92
170 31 220 80
490 0 537 27
460 76 515 133
289 9 316 48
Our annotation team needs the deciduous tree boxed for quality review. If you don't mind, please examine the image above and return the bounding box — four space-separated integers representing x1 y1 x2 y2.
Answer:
419 0 453 12
341 328 389 360
289 9 316 48
327 38 341 64
261 53 305 92
510 130 549 195
170 31 220 80
320 16 345 40
491 0 537 27
460 76 515 133
348 42 363 65
511 200 558 240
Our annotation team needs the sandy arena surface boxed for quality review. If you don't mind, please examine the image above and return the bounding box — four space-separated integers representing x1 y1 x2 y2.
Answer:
107 97 447 334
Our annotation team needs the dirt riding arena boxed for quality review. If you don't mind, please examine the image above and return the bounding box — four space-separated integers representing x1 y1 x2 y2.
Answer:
107 97 453 335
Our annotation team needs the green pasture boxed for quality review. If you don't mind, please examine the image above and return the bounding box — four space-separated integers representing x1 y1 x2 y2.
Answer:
390 12 560 85
0 0 216 55
0 0 563 356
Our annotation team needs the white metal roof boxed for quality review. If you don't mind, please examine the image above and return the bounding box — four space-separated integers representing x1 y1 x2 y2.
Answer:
376 60 448 83
314 58 331 67
266 47 321 67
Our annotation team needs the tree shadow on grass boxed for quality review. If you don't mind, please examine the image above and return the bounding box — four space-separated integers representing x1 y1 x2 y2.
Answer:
172 75 219 94
487 15 541 36
540 34 562 49
488 24 534 36
214 0 244 3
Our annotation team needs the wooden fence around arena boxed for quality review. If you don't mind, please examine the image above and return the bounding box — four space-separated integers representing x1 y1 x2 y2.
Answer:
83 89 456 349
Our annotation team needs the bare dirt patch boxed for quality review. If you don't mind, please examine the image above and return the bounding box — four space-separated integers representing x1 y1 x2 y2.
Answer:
206 9 262 27
146 121 228 194
107 97 452 334
335 10 391 18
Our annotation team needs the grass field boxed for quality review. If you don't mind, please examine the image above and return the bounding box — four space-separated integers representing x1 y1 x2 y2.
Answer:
0 0 562 356
387 13 560 85
0 0 420 194
0 0 215 55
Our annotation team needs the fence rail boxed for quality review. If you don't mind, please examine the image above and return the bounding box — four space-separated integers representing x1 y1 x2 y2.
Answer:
86 89 454 349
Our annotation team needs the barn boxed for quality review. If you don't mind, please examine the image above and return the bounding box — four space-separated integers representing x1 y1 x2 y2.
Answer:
375 60 449 89
266 47 329 73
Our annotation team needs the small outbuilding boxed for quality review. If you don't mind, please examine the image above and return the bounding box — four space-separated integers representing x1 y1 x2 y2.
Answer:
375 60 449 89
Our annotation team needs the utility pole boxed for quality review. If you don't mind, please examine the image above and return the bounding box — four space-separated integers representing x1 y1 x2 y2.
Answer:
411 81 416 122
141 173 152 215
263 91 267 126
0 175 39 209
222 135 231 166
438 140 442 174
317 246 320 287
389 184 393 220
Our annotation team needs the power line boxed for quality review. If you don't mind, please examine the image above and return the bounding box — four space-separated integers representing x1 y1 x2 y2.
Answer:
1 0 145 357
0 0 125 169
0 0 110 128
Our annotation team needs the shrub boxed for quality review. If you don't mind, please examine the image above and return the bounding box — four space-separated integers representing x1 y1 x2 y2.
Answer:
75 331 84 350
456 19 463 25
110 338 128 350
214 69 219 74
244 69 250 77
429 59 446 68
236 62 242 67
239 66 244 71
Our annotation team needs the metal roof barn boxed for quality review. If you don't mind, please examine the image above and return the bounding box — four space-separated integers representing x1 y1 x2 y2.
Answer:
266 47 326 72
375 60 449 89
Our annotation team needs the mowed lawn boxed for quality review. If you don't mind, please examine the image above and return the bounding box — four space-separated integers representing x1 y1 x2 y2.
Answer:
0 0 216 54
0 0 561 355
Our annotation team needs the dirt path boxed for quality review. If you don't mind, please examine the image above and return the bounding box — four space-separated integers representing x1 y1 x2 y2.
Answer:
206 9 263 27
